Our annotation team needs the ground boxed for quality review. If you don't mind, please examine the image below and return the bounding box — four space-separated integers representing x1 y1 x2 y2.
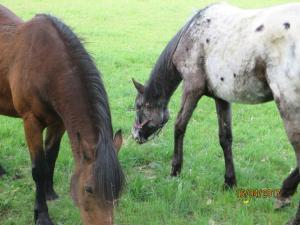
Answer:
0 0 298 224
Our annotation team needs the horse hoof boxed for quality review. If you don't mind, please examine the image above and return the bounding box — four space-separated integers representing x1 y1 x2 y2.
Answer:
224 176 236 190
36 215 54 225
0 166 6 177
46 189 59 201
170 166 181 177
223 182 236 191
285 218 300 225
274 197 291 210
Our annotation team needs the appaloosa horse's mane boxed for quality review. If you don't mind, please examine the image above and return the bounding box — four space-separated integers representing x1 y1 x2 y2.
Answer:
39 14 124 203
144 8 208 101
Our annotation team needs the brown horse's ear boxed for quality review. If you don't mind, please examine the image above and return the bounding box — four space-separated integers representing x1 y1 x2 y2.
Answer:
113 129 123 154
132 78 145 94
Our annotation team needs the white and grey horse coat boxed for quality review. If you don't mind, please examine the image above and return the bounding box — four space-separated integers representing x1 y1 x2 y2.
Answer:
175 3 300 105
133 3 300 224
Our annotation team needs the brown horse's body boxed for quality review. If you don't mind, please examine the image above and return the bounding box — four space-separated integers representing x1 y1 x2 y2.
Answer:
0 5 21 117
0 5 124 225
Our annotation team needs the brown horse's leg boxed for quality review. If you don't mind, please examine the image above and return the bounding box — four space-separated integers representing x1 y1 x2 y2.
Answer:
23 114 53 225
215 98 236 189
45 122 65 201
171 81 204 176
0 164 6 177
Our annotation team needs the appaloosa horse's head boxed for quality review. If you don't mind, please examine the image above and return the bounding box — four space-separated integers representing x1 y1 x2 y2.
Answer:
132 79 169 144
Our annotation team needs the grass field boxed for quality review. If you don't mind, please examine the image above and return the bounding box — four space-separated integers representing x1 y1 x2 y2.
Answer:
0 0 299 224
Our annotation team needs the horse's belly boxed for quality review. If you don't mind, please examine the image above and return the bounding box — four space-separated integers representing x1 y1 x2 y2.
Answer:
207 72 273 104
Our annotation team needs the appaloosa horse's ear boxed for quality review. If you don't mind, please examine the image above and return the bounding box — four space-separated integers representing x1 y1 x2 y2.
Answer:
132 78 145 94
113 129 123 154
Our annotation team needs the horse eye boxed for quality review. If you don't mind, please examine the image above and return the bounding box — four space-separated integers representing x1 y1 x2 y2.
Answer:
84 185 93 194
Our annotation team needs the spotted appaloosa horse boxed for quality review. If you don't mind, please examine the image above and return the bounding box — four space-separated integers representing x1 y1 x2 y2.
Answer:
132 3 300 224
0 5 124 225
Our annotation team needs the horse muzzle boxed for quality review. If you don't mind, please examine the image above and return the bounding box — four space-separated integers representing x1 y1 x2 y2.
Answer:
132 119 165 144
132 127 148 144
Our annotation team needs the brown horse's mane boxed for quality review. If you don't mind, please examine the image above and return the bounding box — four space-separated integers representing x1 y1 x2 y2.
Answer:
38 14 124 204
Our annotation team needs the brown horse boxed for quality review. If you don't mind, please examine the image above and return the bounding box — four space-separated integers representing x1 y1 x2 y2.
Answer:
132 3 300 225
0 5 124 225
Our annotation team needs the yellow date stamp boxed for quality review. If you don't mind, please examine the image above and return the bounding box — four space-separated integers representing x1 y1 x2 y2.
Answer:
236 188 280 199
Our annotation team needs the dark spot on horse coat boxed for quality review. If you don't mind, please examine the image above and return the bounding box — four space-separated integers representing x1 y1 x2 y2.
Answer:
206 18 211 23
206 38 210 44
233 73 236 78
283 22 290 30
255 24 264 32
220 77 224 81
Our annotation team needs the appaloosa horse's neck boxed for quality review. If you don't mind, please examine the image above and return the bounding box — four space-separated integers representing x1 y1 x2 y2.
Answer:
143 36 183 105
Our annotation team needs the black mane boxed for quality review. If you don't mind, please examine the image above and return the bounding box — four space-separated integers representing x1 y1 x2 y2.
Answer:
145 9 207 102
40 14 124 204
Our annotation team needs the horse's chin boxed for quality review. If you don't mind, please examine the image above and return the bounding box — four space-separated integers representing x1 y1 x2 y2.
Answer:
132 126 163 144
133 134 148 144
132 132 151 145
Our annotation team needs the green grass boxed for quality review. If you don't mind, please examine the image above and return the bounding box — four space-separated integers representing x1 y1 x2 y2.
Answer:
0 0 299 224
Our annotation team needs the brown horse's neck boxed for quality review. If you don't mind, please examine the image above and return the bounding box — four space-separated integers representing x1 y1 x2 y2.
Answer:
53 73 103 159
0 5 22 25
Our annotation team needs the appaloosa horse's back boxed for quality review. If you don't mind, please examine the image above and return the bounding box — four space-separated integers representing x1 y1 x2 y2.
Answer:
132 3 300 224
0 5 124 225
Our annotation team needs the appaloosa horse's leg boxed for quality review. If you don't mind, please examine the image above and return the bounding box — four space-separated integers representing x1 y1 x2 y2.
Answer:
23 114 53 225
171 80 205 176
267 80 300 224
215 98 236 188
273 109 300 225
0 164 6 177
276 168 300 209
287 202 300 225
44 122 65 201
282 123 300 225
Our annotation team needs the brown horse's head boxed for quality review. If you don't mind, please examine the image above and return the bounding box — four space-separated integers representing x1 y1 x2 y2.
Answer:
71 130 123 225
132 79 169 144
